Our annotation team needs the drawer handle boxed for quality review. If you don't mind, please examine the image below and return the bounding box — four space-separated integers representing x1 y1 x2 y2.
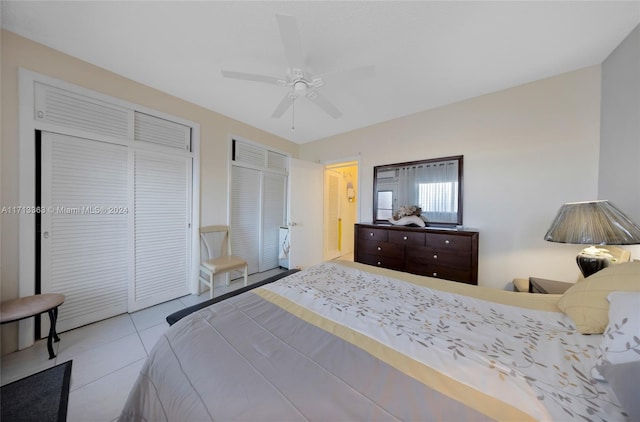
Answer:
377 246 381 251
433 254 438 259
403 236 408 240
370 232 374 237
377 261 381 266
445 240 450 244
432 272 438 277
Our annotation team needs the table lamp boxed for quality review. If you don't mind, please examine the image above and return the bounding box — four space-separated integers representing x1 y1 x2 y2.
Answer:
544 200 640 278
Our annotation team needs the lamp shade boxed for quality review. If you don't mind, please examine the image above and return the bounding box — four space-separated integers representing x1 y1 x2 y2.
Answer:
544 200 640 245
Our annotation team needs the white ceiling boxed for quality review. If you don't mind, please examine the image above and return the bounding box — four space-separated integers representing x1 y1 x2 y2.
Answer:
2 1 639 144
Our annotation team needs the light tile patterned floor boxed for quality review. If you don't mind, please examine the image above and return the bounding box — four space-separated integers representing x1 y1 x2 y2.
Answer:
0 268 285 422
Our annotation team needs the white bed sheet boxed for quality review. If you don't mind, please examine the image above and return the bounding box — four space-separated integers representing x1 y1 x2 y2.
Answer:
261 262 626 421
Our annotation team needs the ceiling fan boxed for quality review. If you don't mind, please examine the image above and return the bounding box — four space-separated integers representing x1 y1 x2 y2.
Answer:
221 14 375 121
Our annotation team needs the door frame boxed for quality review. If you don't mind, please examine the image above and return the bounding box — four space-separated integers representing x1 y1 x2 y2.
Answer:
227 135 291 275
322 157 361 259
17 69 200 349
323 168 343 261
286 155 361 269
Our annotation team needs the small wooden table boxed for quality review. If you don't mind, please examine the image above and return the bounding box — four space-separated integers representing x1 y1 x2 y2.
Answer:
0 294 65 359
528 277 574 294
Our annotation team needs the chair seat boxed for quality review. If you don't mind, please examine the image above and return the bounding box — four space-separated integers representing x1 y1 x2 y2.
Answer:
201 255 247 273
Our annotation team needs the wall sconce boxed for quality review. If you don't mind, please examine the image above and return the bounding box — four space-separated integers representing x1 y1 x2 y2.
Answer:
346 181 355 203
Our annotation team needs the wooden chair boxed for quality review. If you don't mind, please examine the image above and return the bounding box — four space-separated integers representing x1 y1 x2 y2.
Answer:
199 225 248 299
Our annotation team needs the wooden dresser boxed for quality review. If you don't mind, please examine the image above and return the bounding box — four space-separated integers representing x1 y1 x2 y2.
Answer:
354 223 479 285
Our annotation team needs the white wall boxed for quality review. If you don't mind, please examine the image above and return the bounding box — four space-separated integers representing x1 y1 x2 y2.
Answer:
301 67 602 289
599 24 640 259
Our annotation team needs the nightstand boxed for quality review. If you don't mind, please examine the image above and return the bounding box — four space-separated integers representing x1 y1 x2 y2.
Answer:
528 277 574 294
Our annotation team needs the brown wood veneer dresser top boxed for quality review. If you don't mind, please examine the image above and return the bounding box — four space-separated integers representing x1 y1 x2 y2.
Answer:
354 223 479 285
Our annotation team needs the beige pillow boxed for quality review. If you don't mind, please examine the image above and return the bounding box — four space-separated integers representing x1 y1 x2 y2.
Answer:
557 261 640 334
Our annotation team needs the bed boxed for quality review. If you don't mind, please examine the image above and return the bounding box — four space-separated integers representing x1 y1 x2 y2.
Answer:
119 260 639 421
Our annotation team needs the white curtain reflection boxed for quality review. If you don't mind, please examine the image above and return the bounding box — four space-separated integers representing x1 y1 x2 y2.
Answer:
396 166 416 208
395 160 458 223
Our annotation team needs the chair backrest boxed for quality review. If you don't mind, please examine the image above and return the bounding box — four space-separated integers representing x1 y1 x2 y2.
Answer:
200 225 232 261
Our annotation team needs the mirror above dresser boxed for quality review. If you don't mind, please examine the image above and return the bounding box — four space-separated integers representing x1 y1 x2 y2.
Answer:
373 155 463 227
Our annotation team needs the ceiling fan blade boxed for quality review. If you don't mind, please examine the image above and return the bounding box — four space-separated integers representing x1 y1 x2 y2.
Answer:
276 14 305 70
317 65 376 84
272 93 293 118
221 70 283 85
307 91 342 119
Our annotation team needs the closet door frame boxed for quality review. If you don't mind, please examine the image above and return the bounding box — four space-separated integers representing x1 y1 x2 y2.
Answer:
228 136 289 275
17 69 200 349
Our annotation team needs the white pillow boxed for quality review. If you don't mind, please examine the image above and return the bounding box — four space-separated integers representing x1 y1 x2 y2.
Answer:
592 291 640 381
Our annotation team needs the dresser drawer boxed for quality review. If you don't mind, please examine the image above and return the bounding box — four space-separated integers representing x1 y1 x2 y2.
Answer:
357 227 389 242
406 262 473 284
430 266 474 284
425 233 471 252
388 230 425 246
358 240 404 258
407 247 471 268
358 253 405 271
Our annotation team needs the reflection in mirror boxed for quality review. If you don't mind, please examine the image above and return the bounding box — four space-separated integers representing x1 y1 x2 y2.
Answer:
376 190 394 220
373 156 463 226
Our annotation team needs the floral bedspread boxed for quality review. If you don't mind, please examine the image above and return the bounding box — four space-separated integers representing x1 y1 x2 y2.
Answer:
262 262 627 421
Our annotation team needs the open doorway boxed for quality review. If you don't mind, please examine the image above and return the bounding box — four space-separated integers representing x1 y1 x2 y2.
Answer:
323 161 358 261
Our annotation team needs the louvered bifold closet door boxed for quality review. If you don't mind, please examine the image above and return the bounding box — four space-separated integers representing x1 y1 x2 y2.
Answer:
41 132 129 335
131 150 191 311
260 173 286 271
231 166 260 274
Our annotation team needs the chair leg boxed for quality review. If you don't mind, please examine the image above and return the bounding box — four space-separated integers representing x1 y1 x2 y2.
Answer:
243 265 248 287
199 267 215 299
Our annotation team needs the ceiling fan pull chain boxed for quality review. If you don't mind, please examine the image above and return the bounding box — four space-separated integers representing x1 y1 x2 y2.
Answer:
291 95 295 132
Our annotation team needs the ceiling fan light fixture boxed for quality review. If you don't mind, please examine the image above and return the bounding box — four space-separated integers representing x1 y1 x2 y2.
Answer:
293 80 308 96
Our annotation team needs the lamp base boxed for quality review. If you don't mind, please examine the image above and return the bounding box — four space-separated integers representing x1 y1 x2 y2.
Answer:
576 253 610 278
